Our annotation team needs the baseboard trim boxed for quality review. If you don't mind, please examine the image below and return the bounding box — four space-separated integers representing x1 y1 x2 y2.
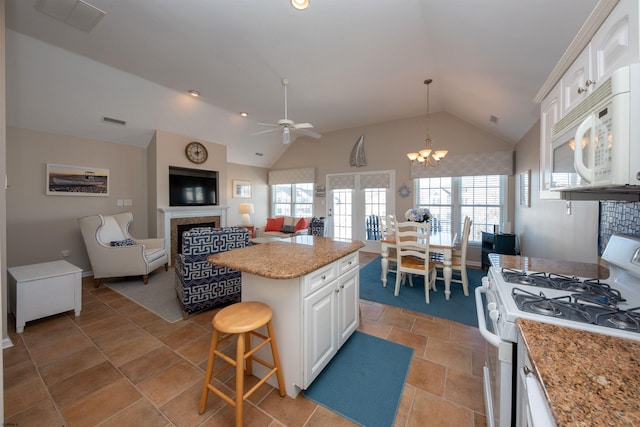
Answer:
3 337 14 349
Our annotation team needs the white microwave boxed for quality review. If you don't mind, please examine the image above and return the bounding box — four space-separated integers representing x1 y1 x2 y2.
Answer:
550 64 640 192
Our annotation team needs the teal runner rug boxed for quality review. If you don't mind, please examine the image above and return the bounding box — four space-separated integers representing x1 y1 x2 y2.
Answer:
304 331 412 427
359 257 486 327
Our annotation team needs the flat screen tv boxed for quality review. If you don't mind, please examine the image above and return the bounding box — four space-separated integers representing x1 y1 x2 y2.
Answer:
169 166 218 206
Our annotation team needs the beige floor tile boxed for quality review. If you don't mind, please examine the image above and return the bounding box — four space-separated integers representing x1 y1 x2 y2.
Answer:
104 333 164 367
100 398 170 427
91 322 147 353
357 319 392 339
137 360 203 406
48 361 123 408
60 378 141 427
424 337 473 373
27 333 94 367
4 399 64 427
78 315 132 338
378 309 416 331
406 356 446 397
444 369 485 414
176 332 213 365
3 375 51 419
305 405 359 426
158 322 209 349
161 382 222 427
39 346 106 386
120 345 182 384
258 392 318 427
387 327 428 353
407 389 475 427
201 401 274 427
412 316 452 340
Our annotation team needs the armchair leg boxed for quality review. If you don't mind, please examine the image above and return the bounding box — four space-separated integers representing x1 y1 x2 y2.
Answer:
94 278 102 288
143 274 149 285
164 263 168 271
183 311 189 320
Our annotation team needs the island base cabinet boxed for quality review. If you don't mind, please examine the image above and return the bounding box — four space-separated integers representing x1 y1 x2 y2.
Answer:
240 252 360 398
304 267 359 388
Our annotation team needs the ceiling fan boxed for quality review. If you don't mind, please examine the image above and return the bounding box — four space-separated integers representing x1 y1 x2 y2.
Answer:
253 78 322 144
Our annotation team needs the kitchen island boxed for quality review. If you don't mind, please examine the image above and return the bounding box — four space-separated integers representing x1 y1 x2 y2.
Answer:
209 235 365 398
517 319 640 426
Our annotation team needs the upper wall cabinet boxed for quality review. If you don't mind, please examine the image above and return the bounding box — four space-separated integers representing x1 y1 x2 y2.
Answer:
539 83 562 199
592 0 639 84
538 0 638 199
561 0 638 117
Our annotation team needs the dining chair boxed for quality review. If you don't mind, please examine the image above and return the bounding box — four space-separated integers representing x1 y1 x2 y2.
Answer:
384 215 398 274
393 219 437 303
435 216 472 296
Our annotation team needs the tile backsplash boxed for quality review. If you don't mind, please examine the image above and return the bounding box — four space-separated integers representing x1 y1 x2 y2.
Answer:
599 201 640 255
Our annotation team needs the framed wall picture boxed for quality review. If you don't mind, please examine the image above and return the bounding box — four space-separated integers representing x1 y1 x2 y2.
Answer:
46 163 109 196
519 170 530 207
232 179 252 199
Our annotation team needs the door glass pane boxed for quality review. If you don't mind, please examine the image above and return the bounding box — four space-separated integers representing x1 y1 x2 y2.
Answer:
333 189 352 239
364 188 386 240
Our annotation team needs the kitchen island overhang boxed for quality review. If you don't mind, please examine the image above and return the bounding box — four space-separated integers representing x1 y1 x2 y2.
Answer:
209 235 365 398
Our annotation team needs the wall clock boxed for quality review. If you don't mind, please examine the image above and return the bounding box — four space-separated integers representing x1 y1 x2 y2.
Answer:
185 141 208 164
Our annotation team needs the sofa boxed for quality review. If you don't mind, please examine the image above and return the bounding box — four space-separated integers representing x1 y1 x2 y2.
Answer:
175 226 249 318
255 216 310 238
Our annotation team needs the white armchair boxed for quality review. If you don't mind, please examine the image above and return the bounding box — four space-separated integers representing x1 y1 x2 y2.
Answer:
78 212 168 287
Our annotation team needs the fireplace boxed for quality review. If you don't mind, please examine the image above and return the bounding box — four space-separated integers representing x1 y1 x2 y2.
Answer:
160 207 228 265
170 216 220 263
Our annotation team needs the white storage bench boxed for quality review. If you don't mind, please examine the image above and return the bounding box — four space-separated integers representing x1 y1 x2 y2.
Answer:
8 260 83 333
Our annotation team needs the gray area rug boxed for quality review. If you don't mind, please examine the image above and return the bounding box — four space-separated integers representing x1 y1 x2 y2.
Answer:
105 269 183 323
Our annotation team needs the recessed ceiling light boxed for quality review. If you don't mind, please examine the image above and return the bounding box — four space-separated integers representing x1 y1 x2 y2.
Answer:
240 112 248 117
188 90 200 97
255 153 264 157
291 0 309 10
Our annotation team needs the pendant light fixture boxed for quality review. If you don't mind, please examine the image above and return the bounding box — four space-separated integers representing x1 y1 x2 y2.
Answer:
407 79 448 166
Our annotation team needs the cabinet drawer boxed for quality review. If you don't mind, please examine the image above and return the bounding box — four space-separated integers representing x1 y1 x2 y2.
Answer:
303 262 338 296
338 252 358 274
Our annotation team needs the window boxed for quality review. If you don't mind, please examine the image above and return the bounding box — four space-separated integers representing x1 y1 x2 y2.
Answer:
416 175 505 243
271 183 313 217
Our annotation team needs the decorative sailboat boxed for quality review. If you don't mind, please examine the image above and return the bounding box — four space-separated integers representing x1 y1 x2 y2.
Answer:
350 135 367 167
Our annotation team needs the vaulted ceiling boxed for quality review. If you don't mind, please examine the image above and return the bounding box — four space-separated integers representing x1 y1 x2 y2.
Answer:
5 0 599 167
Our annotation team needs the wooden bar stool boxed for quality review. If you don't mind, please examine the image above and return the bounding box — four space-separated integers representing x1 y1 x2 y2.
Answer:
199 301 285 426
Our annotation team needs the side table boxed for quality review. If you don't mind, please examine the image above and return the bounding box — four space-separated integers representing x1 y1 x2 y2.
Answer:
7 260 83 333
237 225 255 238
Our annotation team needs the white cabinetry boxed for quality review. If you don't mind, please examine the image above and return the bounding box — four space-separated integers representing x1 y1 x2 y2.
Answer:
538 0 639 198
516 329 557 427
241 250 360 398
539 82 563 199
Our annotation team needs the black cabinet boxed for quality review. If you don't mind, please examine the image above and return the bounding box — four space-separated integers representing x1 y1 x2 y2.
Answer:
482 232 519 269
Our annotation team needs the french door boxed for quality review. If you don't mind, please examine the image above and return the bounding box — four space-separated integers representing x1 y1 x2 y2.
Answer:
327 171 395 252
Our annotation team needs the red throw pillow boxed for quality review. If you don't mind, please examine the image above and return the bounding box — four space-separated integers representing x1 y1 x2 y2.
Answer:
265 217 284 232
295 217 309 232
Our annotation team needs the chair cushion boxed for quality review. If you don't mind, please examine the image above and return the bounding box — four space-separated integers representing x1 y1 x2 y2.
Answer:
265 217 285 232
110 238 136 246
295 217 309 232
145 247 167 263
280 216 297 233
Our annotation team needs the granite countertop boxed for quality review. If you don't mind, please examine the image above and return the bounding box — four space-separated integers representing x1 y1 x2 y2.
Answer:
208 235 365 279
517 319 640 426
489 254 609 278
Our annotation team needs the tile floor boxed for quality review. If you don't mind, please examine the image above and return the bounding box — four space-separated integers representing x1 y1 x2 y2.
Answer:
3 252 487 426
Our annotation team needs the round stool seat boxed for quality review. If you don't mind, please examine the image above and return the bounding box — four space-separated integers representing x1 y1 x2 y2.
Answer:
213 301 273 334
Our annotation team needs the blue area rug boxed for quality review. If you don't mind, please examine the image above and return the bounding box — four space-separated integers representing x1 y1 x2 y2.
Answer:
359 257 486 327
304 331 412 427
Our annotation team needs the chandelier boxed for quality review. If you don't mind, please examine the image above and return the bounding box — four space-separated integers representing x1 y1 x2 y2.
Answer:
407 79 448 166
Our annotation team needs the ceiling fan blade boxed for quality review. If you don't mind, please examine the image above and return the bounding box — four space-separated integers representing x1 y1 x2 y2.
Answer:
252 127 280 136
257 122 281 128
294 128 322 139
292 122 314 129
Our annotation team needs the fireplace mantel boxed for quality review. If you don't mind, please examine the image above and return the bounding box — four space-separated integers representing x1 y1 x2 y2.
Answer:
159 206 229 263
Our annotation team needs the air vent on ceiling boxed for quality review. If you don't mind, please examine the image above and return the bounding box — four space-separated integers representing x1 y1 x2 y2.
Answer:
35 0 106 33
490 115 499 124
102 116 126 126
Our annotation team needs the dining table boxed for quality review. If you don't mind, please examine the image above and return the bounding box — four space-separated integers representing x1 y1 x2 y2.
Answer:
380 231 456 300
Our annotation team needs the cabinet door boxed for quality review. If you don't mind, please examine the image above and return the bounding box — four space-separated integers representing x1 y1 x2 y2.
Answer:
561 47 592 117
303 282 338 387
591 0 639 85
539 83 563 199
338 269 359 345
